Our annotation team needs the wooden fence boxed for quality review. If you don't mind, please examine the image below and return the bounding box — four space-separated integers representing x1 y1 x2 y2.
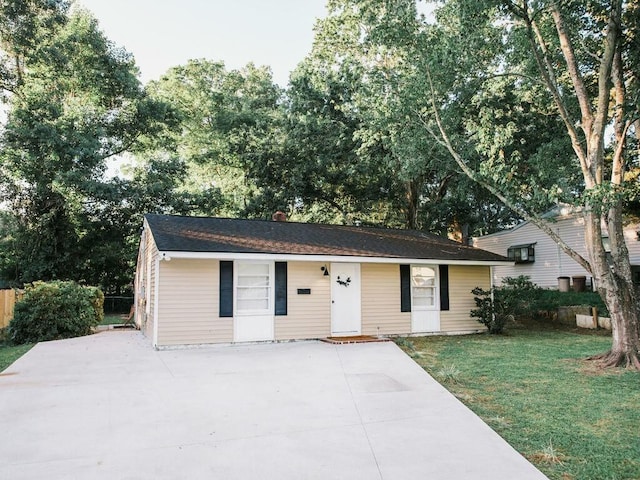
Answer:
0 289 18 329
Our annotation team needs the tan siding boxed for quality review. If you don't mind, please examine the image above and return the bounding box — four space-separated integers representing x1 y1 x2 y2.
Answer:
157 259 232 346
361 263 411 336
440 265 490 333
138 226 158 339
275 262 331 340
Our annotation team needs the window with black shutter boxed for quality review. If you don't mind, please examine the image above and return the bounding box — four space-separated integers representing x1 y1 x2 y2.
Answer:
219 261 233 317
275 262 287 316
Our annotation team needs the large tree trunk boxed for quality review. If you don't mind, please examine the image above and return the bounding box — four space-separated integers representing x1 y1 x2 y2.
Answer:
551 1 640 368
584 209 640 368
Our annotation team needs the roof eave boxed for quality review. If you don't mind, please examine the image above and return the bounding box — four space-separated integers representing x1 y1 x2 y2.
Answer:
157 250 511 266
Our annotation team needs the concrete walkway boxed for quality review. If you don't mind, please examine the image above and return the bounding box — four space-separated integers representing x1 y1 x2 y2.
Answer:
0 331 548 479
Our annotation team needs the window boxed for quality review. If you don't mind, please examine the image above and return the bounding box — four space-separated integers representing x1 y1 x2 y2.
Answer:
507 244 535 264
411 266 437 309
236 262 272 314
632 266 640 286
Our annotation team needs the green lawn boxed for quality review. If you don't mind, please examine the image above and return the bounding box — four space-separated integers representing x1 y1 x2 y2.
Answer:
397 324 640 480
0 343 34 372
101 314 126 325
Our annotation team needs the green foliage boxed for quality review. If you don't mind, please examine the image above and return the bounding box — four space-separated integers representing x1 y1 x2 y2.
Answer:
0 5 174 294
470 286 510 334
498 275 544 319
293 0 518 232
471 276 542 333
9 281 104 344
472 276 610 332
144 60 284 218
535 290 609 317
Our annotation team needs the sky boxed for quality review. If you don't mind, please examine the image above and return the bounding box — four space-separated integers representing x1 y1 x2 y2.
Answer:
77 0 329 87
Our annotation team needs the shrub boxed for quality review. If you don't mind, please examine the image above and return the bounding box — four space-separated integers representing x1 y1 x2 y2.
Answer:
9 281 104 344
471 276 543 334
470 286 511 334
499 275 544 319
471 276 611 332
535 289 608 317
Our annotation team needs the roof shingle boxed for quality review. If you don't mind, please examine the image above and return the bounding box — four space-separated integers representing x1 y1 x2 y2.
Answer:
145 214 509 263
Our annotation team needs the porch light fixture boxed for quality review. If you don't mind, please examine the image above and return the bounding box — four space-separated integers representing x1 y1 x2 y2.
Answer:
321 265 330 276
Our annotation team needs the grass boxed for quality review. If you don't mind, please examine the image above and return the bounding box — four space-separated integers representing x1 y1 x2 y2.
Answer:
101 314 126 325
397 322 640 480
0 342 34 372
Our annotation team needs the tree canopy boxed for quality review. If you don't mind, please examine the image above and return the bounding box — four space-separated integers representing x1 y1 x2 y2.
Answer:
0 2 176 293
0 0 638 367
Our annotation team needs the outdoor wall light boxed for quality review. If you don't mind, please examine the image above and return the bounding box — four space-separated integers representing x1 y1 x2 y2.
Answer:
321 265 330 276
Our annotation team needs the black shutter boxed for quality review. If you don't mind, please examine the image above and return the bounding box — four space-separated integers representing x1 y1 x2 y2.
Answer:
400 264 411 312
439 265 450 311
275 262 287 316
219 261 233 317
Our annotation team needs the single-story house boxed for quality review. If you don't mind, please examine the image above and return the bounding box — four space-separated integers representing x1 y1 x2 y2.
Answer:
472 206 640 289
135 214 510 348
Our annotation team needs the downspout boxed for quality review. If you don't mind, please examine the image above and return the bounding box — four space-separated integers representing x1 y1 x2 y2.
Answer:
490 265 496 330
556 227 563 278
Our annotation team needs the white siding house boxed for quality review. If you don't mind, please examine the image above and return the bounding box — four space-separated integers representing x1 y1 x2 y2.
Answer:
473 207 640 289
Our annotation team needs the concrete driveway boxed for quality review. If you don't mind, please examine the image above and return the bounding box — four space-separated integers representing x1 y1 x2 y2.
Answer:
0 331 547 480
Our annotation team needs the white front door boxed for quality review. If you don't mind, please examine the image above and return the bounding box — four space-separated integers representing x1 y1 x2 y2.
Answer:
234 262 275 342
410 265 441 333
331 263 361 336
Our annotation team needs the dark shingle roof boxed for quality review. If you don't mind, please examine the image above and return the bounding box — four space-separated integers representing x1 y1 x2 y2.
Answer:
145 214 509 263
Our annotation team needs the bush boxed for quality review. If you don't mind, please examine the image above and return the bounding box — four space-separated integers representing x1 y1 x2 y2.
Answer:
470 286 511 334
499 275 544 319
9 281 104 344
471 276 543 334
535 289 608 317
471 276 610 333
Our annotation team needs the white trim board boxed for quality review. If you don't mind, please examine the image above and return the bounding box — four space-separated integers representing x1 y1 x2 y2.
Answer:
157 250 510 266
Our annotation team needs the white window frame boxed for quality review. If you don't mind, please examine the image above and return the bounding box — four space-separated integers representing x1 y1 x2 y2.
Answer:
234 261 274 316
410 264 439 311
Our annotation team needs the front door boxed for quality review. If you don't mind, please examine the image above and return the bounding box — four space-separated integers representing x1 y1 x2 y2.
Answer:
331 263 361 336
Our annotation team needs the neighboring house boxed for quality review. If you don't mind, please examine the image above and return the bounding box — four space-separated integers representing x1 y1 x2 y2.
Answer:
472 206 640 289
135 214 510 348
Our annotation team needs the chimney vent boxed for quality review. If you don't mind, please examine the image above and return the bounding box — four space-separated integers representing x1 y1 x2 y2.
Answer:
272 211 287 222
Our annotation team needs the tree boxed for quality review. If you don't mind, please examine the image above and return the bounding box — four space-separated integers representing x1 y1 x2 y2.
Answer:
420 0 639 367
0 3 172 292
266 60 402 225
295 0 521 233
144 60 285 218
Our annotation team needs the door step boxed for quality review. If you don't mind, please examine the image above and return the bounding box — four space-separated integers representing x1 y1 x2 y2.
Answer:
322 335 391 344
